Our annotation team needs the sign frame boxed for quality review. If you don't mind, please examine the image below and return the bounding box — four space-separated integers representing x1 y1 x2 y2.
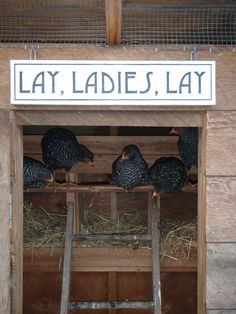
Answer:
10 60 216 106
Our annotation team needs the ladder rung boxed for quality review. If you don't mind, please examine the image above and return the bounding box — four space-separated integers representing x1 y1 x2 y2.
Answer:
68 301 154 310
72 234 152 241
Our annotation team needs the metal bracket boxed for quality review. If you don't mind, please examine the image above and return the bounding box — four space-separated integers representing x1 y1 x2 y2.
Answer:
29 45 37 60
190 46 197 61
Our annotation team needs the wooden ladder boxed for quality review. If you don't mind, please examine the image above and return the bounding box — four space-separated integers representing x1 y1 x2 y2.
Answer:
60 189 161 314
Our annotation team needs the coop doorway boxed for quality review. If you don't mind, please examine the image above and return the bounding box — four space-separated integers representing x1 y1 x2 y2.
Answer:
11 110 205 314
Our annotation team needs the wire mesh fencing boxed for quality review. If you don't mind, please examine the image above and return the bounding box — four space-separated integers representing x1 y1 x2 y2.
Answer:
122 4 236 47
0 1 235 47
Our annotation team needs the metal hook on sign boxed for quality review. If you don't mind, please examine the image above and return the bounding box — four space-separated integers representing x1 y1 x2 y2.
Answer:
30 45 37 60
190 46 197 61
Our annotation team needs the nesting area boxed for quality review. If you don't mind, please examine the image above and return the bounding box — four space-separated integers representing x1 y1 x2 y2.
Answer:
23 201 197 262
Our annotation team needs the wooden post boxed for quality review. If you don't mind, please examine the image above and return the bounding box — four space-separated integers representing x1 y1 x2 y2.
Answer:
0 110 11 314
151 195 161 314
11 112 23 314
60 201 74 314
105 0 122 45
108 272 117 314
147 192 152 234
109 127 119 218
198 117 206 314
77 174 85 227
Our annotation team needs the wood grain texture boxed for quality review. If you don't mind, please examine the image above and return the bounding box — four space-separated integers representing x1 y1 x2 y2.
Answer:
23 247 197 273
11 119 23 314
198 117 207 314
16 110 202 126
105 0 122 44
108 272 118 314
206 243 236 309
206 177 236 242
23 271 197 314
0 46 235 111
0 110 11 314
206 111 236 176
24 135 179 155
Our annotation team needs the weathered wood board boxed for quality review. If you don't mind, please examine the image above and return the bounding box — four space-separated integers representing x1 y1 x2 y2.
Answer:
11 118 24 314
206 243 236 310
23 271 197 314
0 46 235 111
206 111 236 176
206 177 236 242
23 247 197 273
16 110 202 126
0 110 11 314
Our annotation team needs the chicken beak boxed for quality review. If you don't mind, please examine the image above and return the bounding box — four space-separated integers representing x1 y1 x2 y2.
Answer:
47 176 54 184
87 160 94 167
169 128 177 135
121 154 130 161
169 127 181 135
152 190 160 197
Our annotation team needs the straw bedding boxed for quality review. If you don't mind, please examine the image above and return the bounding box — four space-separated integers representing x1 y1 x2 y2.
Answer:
23 202 197 261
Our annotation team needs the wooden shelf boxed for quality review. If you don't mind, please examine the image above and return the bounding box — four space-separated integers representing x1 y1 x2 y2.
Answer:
24 183 197 194
23 247 197 273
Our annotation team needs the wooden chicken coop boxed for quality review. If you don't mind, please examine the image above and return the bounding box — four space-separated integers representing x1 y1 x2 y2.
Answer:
0 0 235 314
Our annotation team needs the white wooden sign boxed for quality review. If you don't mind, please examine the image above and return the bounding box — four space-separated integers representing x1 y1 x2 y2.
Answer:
10 60 215 105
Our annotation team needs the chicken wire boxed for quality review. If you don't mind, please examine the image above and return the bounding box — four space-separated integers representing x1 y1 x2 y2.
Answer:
122 4 236 47
0 2 106 45
0 2 235 47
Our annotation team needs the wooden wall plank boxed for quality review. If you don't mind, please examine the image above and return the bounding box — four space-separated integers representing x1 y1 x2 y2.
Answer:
206 243 236 310
206 112 236 312
16 110 202 126
11 116 23 314
23 134 181 175
23 271 197 314
24 135 179 155
206 177 236 242
0 46 235 111
0 110 11 314
206 111 236 176
23 247 197 273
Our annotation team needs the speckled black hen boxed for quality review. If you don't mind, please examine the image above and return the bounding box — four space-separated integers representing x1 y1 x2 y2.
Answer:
24 156 53 188
170 127 198 171
41 127 94 184
149 157 187 196
109 144 149 191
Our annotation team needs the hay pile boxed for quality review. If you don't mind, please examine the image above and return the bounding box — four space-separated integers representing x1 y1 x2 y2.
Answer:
23 202 197 261
160 218 197 261
24 202 66 249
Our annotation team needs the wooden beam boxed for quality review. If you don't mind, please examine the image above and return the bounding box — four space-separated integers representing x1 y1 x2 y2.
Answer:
15 110 202 126
23 247 197 272
11 113 23 314
60 201 74 314
0 110 11 314
24 183 197 194
105 0 122 45
198 115 207 314
24 135 179 155
109 127 119 218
